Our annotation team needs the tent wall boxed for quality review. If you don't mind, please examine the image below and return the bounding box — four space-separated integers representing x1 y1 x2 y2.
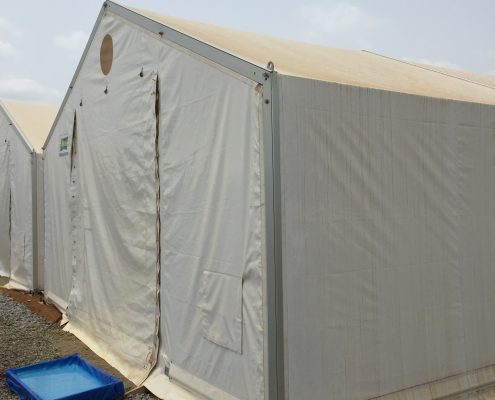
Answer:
44 106 75 310
1 102 54 291
44 11 266 399
155 34 264 400
278 75 495 400
5 120 33 290
40 4 495 400
0 100 57 291
59 15 160 384
0 111 11 277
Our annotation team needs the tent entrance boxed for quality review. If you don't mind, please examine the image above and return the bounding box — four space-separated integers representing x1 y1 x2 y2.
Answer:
64 65 161 385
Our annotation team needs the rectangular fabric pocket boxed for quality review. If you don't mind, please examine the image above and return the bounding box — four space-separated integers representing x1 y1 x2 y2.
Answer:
199 270 243 354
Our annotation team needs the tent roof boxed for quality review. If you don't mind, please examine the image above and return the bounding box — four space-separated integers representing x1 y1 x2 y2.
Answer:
1 100 58 153
407 62 495 90
129 6 495 106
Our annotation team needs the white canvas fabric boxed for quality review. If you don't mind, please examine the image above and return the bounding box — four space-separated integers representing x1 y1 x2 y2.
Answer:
6 123 33 290
279 75 495 400
0 100 56 290
155 41 264 400
63 15 160 385
44 11 265 398
144 369 200 400
42 4 495 400
44 106 76 311
0 113 11 277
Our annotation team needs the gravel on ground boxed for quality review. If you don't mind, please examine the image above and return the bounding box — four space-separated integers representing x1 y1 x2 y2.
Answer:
0 289 157 399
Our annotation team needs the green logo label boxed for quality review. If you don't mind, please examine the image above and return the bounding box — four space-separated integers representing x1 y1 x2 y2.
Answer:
59 135 69 156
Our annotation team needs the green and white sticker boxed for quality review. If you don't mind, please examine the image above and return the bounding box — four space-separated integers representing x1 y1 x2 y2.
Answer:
59 134 69 156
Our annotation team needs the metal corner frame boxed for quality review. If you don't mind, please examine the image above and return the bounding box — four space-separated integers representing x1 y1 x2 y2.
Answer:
32 152 45 291
41 1 285 398
31 152 39 290
262 71 285 400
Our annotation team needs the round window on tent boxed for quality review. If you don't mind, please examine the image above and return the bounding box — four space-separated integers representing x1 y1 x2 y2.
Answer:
100 34 113 75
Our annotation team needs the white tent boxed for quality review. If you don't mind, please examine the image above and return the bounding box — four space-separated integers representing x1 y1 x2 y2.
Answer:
0 100 57 291
43 2 495 399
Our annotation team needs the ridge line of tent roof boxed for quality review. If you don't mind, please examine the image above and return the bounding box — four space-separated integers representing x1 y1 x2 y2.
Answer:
0 101 34 153
128 7 495 106
363 50 495 91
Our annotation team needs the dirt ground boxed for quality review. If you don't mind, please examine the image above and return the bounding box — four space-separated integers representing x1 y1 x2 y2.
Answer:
0 276 158 399
0 287 61 323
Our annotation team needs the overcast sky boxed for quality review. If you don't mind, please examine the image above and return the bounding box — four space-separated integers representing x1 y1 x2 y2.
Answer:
0 0 494 104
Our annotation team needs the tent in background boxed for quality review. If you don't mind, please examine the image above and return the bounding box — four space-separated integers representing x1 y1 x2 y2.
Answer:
0 100 57 291
42 2 495 399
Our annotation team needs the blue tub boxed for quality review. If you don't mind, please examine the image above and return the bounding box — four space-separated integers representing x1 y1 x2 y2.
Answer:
6 354 125 400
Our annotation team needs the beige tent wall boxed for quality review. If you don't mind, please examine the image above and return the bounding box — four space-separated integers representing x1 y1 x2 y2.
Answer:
0 101 57 290
42 4 495 400
44 9 266 399
0 111 11 277
153 31 264 400
279 75 495 400
44 105 76 310
59 15 160 385
44 12 160 381
3 118 33 291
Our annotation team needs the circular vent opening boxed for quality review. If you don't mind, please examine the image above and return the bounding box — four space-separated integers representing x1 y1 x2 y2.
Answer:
100 34 113 75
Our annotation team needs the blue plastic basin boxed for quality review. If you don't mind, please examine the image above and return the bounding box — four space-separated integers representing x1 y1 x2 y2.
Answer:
6 354 125 400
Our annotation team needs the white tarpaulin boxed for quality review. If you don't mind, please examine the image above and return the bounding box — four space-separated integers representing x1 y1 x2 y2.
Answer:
44 11 265 399
7 126 33 290
156 41 264 399
43 106 75 310
0 101 56 290
279 76 495 400
63 16 160 384
42 3 495 400
0 113 11 277
0 103 34 291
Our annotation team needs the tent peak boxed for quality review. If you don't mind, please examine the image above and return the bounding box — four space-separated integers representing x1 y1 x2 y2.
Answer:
0 100 58 153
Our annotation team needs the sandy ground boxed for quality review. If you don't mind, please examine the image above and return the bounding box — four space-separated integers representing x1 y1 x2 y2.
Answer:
0 276 157 399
